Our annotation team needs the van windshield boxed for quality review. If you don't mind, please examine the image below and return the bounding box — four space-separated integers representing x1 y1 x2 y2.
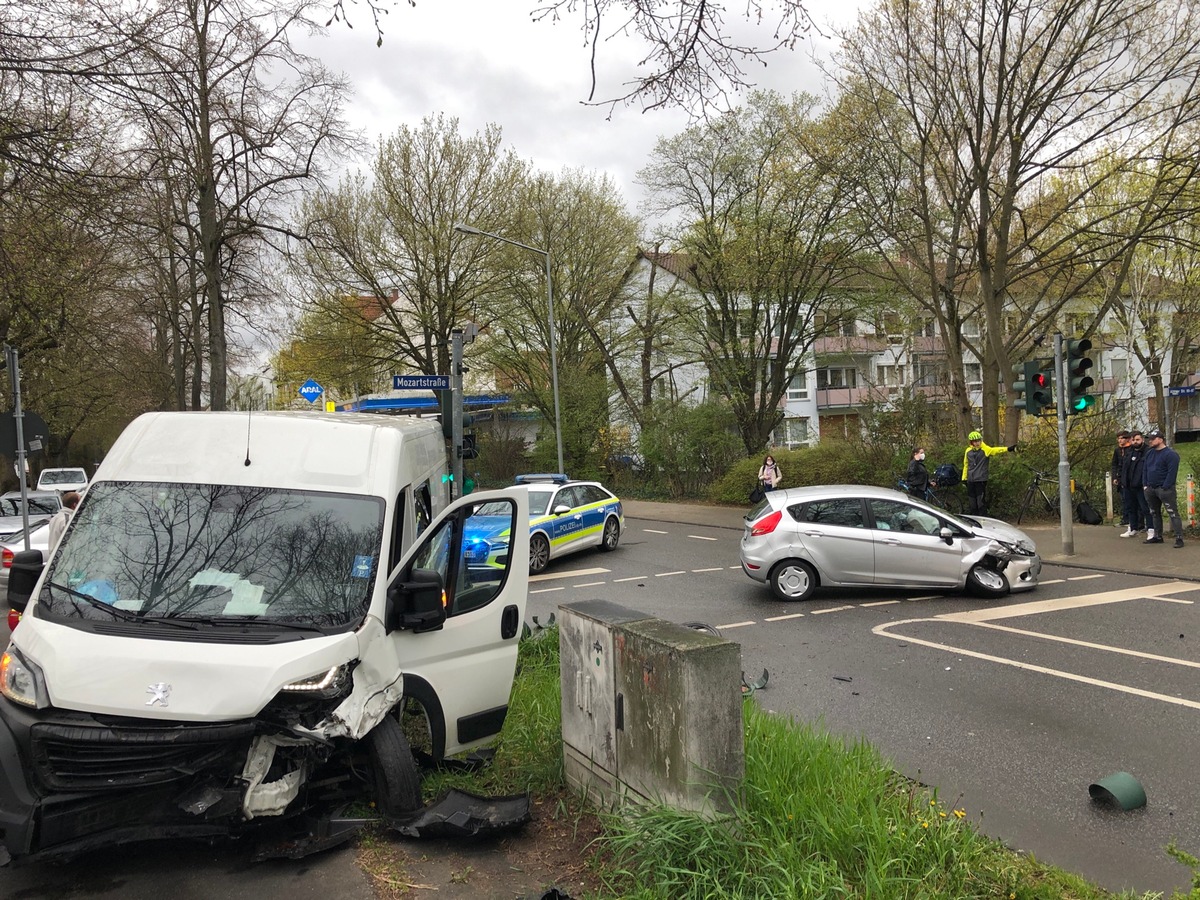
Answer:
40 481 384 630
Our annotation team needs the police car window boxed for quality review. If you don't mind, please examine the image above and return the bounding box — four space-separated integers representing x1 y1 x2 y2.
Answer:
799 498 864 528
577 485 605 505
555 487 581 509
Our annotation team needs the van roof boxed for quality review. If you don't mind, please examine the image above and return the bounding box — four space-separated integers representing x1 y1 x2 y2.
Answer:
94 411 445 494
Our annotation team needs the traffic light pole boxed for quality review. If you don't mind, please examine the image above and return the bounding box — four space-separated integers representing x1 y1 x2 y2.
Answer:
451 328 464 501
1054 333 1074 555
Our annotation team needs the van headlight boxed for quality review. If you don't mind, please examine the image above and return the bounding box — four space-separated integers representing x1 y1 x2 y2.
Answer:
279 664 353 700
0 647 50 709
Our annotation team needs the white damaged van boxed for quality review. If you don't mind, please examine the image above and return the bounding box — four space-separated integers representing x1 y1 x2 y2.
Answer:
0 411 529 862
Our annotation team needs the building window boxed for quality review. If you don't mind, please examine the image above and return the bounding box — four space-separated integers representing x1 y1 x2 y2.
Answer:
962 318 980 337
817 367 857 390
877 364 906 387
787 370 809 401
917 319 936 338
778 417 810 448
1110 357 1128 381
915 361 948 387
964 362 982 392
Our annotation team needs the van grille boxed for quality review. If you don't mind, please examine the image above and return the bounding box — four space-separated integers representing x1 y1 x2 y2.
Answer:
31 720 257 791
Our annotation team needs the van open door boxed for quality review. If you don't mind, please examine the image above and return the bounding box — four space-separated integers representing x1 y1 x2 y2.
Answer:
381 487 529 758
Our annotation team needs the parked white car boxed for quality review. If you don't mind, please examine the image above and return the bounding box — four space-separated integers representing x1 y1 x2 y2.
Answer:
36 467 89 493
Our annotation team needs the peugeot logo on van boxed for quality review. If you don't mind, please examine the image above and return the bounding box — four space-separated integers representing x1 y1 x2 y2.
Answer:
145 682 171 707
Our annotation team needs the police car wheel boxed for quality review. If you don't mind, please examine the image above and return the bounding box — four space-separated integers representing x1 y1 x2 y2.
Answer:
600 517 620 551
529 533 551 574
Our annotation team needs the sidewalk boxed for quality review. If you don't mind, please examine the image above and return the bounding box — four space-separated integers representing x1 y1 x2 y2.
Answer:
622 499 1198 582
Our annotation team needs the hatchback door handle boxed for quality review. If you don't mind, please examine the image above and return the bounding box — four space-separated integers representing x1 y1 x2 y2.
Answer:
883 538 901 545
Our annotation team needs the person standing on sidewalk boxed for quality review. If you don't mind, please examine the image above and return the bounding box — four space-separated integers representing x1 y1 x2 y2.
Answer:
1120 430 1149 537
1111 431 1131 528
1142 428 1184 548
906 447 930 501
961 431 1016 515
757 455 783 493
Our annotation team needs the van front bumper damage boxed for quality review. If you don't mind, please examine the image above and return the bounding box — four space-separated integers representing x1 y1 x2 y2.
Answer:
0 701 529 864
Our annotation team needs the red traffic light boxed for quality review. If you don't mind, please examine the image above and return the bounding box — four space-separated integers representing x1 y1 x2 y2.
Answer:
1032 372 1048 388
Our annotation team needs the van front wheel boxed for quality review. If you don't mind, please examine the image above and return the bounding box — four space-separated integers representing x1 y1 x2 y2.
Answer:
365 715 422 817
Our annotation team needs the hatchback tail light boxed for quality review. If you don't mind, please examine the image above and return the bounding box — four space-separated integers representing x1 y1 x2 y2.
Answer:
750 509 783 536
2 547 12 569
6 609 20 631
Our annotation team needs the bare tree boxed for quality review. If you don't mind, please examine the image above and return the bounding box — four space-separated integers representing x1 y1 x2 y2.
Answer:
640 91 873 455
296 115 528 382
834 0 1200 442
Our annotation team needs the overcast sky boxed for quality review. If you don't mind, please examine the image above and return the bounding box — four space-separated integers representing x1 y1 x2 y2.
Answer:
304 0 866 222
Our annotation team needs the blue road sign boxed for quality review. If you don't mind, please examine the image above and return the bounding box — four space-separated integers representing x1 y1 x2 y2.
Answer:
393 375 450 390
298 379 324 403
1168 385 1197 397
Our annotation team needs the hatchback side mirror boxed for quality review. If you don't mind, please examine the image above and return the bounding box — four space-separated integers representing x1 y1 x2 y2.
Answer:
939 526 954 546
385 567 446 633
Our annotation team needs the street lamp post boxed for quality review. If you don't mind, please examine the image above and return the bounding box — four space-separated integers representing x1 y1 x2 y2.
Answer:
454 223 565 474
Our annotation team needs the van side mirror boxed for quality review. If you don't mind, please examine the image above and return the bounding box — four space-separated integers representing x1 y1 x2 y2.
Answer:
7 549 45 612
385 567 446 633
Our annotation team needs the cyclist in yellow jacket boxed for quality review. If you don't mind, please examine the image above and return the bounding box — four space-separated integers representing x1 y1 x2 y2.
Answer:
961 430 1016 515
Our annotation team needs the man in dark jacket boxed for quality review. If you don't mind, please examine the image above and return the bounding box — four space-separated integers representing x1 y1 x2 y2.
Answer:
1142 428 1184 548
1120 431 1148 537
1111 431 1130 527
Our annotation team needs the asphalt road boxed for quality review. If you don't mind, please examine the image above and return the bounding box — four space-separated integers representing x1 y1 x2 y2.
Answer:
2 508 1197 896
526 514 1200 896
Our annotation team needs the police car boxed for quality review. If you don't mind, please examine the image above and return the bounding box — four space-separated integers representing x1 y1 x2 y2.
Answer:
463 474 625 574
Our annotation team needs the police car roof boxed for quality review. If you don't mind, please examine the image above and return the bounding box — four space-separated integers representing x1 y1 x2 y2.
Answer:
514 473 571 485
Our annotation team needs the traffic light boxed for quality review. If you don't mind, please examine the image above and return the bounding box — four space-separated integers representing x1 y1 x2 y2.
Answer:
1065 338 1096 415
461 430 478 460
1012 360 1054 417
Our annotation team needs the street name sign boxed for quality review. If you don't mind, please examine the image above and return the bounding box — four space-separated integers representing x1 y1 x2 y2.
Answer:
393 375 450 390
1168 385 1197 397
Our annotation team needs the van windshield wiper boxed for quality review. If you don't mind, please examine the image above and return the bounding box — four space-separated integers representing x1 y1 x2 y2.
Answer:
174 615 329 633
45 581 197 629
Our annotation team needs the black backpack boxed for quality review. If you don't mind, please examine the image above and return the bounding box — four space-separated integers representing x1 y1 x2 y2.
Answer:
1076 500 1103 525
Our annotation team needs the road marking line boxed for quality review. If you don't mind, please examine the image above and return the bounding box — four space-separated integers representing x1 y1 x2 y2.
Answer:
692 567 725 573
530 567 609 583
573 581 607 587
861 600 901 607
655 571 686 577
874 618 1200 711
613 575 649 583
729 566 742 570
970 620 1200 669
1068 574 1106 581
1155 596 1195 604
530 587 564 594
643 528 669 534
717 621 757 629
811 605 854 615
689 534 719 541
765 612 806 621
1039 579 1065 585
907 595 943 601
938 581 1198 623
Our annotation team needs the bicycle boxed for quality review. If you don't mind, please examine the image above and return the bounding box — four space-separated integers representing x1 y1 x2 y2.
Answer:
895 476 964 514
1015 468 1092 524
1016 469 1058 524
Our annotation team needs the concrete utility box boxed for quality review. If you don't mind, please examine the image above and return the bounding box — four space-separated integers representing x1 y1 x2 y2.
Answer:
559 600 744 816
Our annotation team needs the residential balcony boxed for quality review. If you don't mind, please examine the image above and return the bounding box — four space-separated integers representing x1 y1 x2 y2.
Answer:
816 383 955 409
812 334 888 356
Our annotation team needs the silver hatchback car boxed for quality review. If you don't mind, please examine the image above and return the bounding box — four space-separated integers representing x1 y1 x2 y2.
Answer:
740 485 1041 601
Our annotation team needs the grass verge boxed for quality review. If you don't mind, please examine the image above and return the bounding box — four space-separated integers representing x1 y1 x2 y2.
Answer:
438 625 1198 899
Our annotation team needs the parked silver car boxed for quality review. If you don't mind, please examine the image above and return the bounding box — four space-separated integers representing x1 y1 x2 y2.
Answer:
740 485 1041 601
0 490 62 541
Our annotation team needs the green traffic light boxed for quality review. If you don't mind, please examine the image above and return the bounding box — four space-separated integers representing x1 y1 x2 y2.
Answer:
1071 395 1096 412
